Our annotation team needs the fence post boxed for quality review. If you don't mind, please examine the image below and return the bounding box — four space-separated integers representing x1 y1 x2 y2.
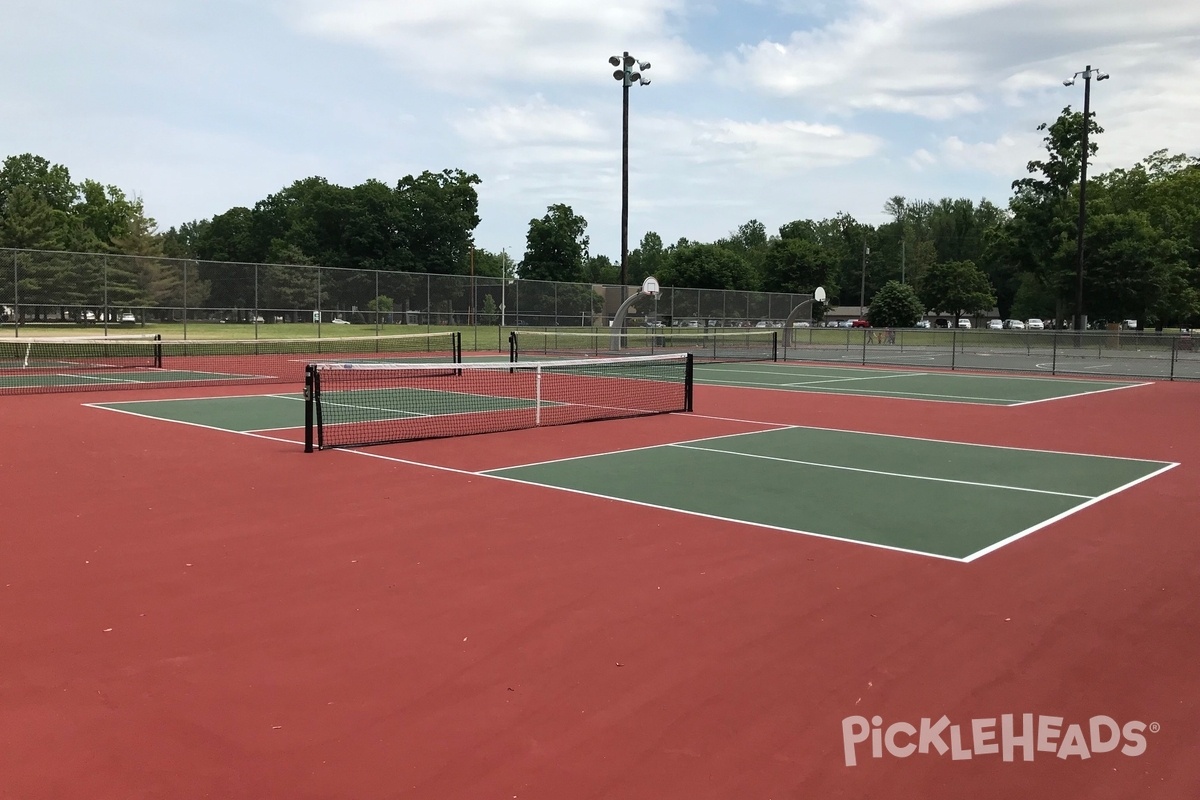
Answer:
103 256 109 336
1170 336 1177 381
254 264 260 340
1051 330 1058 375
950 328 957 370
182 261 188 339
12 251 19 339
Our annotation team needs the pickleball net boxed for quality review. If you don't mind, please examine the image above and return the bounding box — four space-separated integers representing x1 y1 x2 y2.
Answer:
304 352 694 451
508 328 778 363
0 331 461 395
0 334 164 372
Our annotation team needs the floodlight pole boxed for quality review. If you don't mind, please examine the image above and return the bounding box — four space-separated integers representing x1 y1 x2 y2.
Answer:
1065 65 1108 332
610 52 651 307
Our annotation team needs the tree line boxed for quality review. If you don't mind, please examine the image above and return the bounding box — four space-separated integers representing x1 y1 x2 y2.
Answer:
2 105 1197 327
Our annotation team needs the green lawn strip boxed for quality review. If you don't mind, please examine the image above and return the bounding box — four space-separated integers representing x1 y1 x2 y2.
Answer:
488 445 1081 560
686 427 1167 499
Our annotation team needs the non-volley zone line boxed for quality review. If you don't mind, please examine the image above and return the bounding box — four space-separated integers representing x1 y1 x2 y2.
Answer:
694 362 1148 405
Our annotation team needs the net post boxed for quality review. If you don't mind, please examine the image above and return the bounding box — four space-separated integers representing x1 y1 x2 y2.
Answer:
153 334 163 368
314 368 325 449
535 364 542 425
685 353 694 412
771 330 778 362
304 365 315 453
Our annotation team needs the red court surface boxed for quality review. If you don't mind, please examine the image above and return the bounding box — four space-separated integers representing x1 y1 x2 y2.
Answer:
2 377 1199 799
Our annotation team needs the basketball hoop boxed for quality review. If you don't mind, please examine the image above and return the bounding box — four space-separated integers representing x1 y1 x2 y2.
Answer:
641 276 660 297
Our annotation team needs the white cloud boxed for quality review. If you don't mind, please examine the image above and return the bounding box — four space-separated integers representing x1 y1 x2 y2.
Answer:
724 0 1200 119
283 0 707 89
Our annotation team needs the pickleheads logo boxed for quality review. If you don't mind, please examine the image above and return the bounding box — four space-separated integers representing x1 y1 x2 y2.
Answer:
842 714 1158 766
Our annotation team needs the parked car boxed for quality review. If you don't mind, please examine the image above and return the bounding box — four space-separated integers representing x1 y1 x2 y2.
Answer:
1123 319 1139 329
1004 319 1026 330
119 312 137 324
1027 318 1045 330
986 319 1003 330
850 319 871 328
915 320 931 329
331 317 351 325
957 318 972 328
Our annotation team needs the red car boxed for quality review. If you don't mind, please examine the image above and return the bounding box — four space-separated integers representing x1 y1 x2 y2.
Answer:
850 319 871 328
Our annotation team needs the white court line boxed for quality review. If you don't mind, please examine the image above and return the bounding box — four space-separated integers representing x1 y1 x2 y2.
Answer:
961 461 1180 562
1007 381 1153 407
698 376 1018 404
475 419 791 474
87 390 301 404
84 403 303 443
668 443 1096 499
783 372 932 388
679 411 1175 463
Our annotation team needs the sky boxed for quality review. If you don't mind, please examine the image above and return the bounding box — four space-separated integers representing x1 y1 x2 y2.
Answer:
2 0 1199 260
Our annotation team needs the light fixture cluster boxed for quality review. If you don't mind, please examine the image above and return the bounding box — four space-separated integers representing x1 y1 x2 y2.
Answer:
610 53 651 87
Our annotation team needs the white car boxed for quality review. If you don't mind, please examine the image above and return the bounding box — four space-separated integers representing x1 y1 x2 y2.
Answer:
957 318 972 328
1026 318 1045 330
119 312 137 324
986 319 1003 330
331 318 351 325
1005 319 1026 330
915 320 931 329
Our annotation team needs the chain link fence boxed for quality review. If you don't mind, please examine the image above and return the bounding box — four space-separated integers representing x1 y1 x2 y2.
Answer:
0 248 813 348
782 327 1199 380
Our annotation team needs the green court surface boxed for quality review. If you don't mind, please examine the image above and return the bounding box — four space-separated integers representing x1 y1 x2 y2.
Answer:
89 392 1174 561
0 369 264 389
485 427 1173 561
694 363 1144 405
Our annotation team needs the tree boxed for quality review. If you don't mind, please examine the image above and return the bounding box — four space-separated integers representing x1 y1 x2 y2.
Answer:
581 254 618 284
761 236 838 295
394 169 481 274
0 154 76 215
625 231 664 285
522 204 589 282
0 185 64 249
659 242 756 291
920 260 996 321
1007 107 1103 320
718 219 769 280
868 281 926 328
